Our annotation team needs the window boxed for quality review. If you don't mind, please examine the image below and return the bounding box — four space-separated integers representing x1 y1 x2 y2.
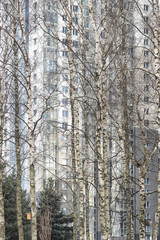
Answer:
34 26 37 33
144 85 149 91
144 178 150 184
33 86 37 92
48 2 51 10
73 41 78 47
73 17 78 24
84 19 89 28
33 74 37 81
74 76 78 83
144 108 149 114
62 146 68 153
145 190 150 196
62 110 68 118
145 225 150 232
101 9 104 14
63 171 68 178
62 134 67 141
144 120 149 127
73 29 78 35
73 53 78 59
62 159 68 165
34 50 37 57
144 50 149 56
146 213 150 219
130 164 134 175
144 73 149 80
47 37 50 46
63 195 68 201
62 208 68 214
34 2 37 9
84 8 89 16
33 38 37 45
47 123 50 130
5 117 8 123
33 110 37 116
44 59 57 72
62 38 67 45
85 31 89 39
145 236 150 240
63 74 68 81
4 129 7 136
144 16 149 22
62 86 68 93
62 51 68 57
62 26 67 33
83 0 88 4
145 201 150 208
34 97 37 104
144 62 149 68
47 99 50 106
62 182 67 190
62 98 68 105
144 39 149 45
144 96 149 102
4 105 7 113
144 28 149 34
34 14 37 22
62 122 68 130
146 142 150 149
62 15 67 21
73 5 78 12
144 5 149 11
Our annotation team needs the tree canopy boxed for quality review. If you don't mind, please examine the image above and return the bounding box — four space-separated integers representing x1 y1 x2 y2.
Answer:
37 179 73 240
3 173 31 240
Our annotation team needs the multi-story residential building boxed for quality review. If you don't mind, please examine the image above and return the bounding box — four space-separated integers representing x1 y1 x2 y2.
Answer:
29 0 160 239
1 0 159 239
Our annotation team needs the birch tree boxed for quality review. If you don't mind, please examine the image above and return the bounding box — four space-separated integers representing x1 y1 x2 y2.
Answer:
0 23 5 240
13 0 24 239
151 1 160 238
16 1 37 238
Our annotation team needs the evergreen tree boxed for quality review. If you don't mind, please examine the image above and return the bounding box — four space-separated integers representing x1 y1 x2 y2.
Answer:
37 179 73 240
3 173 31 240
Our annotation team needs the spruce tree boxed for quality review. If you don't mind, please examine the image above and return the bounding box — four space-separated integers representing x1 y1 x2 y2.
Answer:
3 173 31 240
37 178 73 240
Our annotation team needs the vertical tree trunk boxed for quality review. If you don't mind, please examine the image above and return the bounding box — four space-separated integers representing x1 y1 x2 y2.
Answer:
13 0 24 238
0 7 5 238
101 1 111 238
80 2 90 239
17 1 37 239
0 78 5 240
67 25 84 240
120 0 133 238
139 171 146 240
152 1 160 239
13 1 24 239
64 1 84 239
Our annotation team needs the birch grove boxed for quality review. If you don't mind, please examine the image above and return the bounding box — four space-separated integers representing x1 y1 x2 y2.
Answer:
1 0 160 239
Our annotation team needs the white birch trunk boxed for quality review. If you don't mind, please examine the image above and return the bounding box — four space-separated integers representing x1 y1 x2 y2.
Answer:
151 1 160 238
0 11 5 239
80 2 90 239
17 1 37 239
13 1 24 238
65 1 84 239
